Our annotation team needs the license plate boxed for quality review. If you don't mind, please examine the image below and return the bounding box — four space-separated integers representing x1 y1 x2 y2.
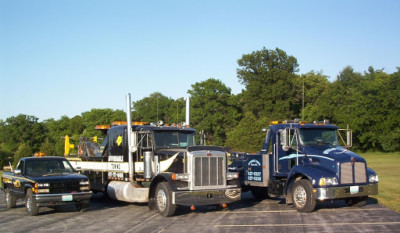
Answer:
350 186 359 194
62 195 73 201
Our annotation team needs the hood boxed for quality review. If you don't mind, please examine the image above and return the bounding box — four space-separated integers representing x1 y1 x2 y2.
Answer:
291 145 366 177
301 145 366 164
28 172 88 183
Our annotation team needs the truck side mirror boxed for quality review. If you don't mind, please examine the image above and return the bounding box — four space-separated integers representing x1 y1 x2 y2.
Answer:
280 129 290 151
338 128 352 148
346 129 352 148
14 169 21 175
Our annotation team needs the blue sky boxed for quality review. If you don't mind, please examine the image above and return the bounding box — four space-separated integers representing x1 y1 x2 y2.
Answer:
1 0 399 121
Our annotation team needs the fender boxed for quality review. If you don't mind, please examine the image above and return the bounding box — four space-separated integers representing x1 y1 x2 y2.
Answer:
148 172 187 210
149 173 188 197
285 165 337 194
367 167 377 177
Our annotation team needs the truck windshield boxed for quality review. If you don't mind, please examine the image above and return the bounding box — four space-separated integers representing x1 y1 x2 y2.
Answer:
26 159 75 176
299 129 338 146
153 131 196 149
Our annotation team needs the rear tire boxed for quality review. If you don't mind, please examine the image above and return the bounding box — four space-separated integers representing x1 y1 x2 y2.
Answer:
5 188 17 209
292 179 316 213
155 182 176 217
346 196 368 207
25 189 39 216
250 187 269 200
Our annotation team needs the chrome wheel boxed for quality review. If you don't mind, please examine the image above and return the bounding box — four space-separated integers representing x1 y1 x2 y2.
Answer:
154 182 176 217
25 190 39 216
5 189 16 209
26 195 32 212
156 189 167 212
293 185 307 208
5 191 10 204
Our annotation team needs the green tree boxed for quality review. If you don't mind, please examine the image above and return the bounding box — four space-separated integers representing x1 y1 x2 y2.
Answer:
225 112 269 152
43 115 84 156
303 66 400 151
237 47 299 119
349 67 400 151
188 78 241 146
12 143 33 168
81 109 125 136
0 114 46 154
132 92 183 124
292 71 330 120
40 138 58 156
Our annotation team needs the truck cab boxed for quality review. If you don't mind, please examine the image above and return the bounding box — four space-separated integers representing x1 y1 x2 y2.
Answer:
230 120 378 212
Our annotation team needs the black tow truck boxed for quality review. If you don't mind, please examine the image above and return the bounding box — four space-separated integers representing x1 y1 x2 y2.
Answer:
1 156 92 216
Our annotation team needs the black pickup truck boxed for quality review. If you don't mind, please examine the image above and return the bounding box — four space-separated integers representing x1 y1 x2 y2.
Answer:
1 156 92 216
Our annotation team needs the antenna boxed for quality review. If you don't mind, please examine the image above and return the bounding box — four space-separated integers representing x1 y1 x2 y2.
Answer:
157 97 159 122
302 76 305 121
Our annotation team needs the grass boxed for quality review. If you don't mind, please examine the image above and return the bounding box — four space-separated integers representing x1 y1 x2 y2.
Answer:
360 152 400 212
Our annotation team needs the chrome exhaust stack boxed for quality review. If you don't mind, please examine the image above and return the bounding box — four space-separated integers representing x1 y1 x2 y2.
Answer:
126 93 135 185
185 96 190 127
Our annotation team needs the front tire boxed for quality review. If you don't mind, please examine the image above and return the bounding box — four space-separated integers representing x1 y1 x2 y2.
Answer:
155 182 176 217
5 188 17 209
25 189 39 216
292 179 316 213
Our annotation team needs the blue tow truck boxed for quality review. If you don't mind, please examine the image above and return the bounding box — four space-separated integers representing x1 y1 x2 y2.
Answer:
229 119 379 212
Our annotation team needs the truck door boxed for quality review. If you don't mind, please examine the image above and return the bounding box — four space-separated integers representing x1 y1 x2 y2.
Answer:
275 128 297 175
12 160 26 196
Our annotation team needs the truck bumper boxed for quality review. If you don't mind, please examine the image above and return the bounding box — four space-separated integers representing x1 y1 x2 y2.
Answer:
33 191 92 206
172 188 241 206
313 183 378 200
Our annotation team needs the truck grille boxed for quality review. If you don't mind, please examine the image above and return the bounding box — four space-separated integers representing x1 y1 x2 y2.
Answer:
194 157 224 187
340 162 367 184
50 180 80 193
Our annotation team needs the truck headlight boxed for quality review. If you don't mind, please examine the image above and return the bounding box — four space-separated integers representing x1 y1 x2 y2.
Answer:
369 174 379 183
172 173 189 181
38 183 50 187
319 177 338 186
227 172 239 180
80 180 90 185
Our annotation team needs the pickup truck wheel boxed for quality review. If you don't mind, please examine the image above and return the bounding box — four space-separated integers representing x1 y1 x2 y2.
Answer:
155 182 176 217
5 188 17 209
76 203 90 212
292 179 316 213
345 196 368 207
250 187 269 200
25 189 39 216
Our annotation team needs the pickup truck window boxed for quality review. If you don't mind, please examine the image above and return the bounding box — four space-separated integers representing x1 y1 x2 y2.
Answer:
25 159 75 176
299 129 338 146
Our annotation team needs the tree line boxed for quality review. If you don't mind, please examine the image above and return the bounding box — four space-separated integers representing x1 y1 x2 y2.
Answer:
1 47 399 168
